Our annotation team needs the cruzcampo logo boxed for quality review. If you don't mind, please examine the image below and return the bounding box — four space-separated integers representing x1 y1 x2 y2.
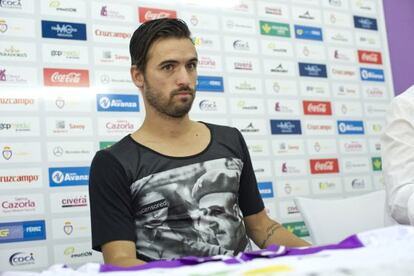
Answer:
282 221 309 237
259 20 290 37
372 157 382 171
99 141 116 149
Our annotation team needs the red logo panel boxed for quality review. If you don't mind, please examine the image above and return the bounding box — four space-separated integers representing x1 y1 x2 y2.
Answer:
43 68 90 87
303 101 332 115
358 50 382 65
138 7 177 23
310 159 339 174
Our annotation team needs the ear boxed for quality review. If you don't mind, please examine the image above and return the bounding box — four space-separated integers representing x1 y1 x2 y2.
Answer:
130 65 144 89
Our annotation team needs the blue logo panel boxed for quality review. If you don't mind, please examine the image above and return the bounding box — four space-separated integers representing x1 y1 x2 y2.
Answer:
196 76 224 92
299 63 328 78
258 182 274 199
97 94 140 112
294 25 323 41
360 67 385 82
270 120 302 135
41 20 87 41
337 120 365 135
0 220 46 243
354 16 378 31
49 167 90 187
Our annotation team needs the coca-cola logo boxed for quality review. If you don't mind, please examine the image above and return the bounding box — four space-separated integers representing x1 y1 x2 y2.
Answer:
43 68 89 87
51 72 81 83
138 7 177 23
358 50 382 65
310 159 339 174
303 101 332 115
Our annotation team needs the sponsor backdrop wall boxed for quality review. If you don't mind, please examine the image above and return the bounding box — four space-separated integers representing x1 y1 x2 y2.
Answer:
0 0 393 271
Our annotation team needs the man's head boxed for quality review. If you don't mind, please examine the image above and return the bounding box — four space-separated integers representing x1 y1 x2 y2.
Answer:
129 18 198 118
130 18 192 73
192 169 244 249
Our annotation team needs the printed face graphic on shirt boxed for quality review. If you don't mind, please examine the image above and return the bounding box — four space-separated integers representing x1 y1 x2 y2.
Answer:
131 158 250 260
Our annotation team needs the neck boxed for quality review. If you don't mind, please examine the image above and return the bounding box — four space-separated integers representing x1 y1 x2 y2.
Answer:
137 110 194 139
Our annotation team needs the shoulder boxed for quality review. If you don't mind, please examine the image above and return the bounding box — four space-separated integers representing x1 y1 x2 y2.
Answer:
91 135 140 178
204 122 241 137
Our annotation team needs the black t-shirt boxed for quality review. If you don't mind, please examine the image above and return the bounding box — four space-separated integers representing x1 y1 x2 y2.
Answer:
89 122 264 262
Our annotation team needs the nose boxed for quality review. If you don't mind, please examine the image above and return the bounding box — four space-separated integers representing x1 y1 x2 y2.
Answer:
176 66 192 87
209 221 219 232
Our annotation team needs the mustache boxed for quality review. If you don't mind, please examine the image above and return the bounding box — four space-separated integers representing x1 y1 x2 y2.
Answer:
171 86 196 96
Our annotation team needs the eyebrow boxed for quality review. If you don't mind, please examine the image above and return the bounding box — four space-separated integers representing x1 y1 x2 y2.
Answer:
158 57 198 67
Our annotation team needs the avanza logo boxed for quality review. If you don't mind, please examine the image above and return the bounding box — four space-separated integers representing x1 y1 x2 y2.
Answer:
303 101 332 115
358 50 382 65
310 159 339 174
43 68 89 87
138 7 176 23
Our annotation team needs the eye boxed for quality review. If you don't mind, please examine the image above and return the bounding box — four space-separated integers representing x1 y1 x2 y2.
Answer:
162 64 174 71
187 62 197 71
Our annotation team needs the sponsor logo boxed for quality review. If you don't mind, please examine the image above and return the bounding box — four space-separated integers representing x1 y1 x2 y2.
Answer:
198 99 217 111
232 39 250 51
358 50 382 64
0 195 42 215
332 83 360 98
337 120 365 135
354 16 378 31
97 94 139 112
0 0 23 10
99 118 136 135
41 20 86 40
270 120 302 135
258 182 274 199
343 158 369 173
99 141 115 150
272 100 300 115
0 220 45 243
300 81 328 97
192 35 218 50
239 122 260 134
310 159 339 174
297 10 316 21
294 25 323 41
9 251 35 266
360 67 385 82
303 101 332 115
43 68 89 87
196 76 224 92
259 21 290 37
283 221 309 237
298 62 327 78
98 4 128 21
0 44 31 60
331 65 357 79
93 26 131 41
305 120 334 135
224 17 255 33
60 195 87 208
49 167 89 187
0 172 39 186
341 140 366 153
372 157 382 171
63 246 93 258
363 86 386 99
48 0 77 13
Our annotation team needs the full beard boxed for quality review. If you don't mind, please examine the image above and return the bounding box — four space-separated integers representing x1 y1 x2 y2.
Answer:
144 84 196 118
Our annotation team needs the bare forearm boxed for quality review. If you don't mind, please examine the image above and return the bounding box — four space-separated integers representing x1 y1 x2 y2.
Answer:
104 256 146 267
248 220 310 248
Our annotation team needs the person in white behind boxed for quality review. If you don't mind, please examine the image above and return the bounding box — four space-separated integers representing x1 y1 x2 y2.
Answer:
382 84 414 225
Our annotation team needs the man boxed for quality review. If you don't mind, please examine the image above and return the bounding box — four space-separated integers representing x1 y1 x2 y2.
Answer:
89 18 309 267
381 85 414 226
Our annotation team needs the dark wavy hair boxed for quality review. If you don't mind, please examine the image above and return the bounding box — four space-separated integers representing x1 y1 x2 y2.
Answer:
129 18 192 73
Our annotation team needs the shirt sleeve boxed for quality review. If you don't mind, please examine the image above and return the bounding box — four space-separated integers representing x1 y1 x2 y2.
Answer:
381 88 414 225
235 129 265 217
89 150 136 251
